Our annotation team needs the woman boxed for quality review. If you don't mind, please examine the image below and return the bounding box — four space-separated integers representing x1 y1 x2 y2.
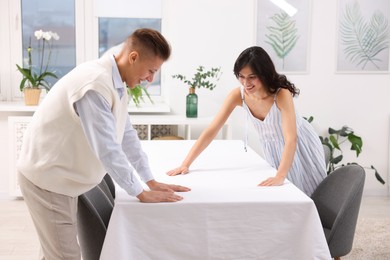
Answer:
168 46 326 196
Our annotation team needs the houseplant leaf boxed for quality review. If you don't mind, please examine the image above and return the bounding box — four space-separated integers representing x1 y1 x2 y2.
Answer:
340 126 352 137
331 155 343 165
328 127 340 135
329 135 341 150
348 133 363 157
372 165 385 184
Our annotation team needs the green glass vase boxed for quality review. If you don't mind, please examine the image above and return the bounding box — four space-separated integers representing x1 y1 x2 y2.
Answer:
186 87 198 118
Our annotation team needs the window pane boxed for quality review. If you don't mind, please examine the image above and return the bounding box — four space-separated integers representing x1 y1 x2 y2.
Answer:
99 18 161 95
21 0 76 88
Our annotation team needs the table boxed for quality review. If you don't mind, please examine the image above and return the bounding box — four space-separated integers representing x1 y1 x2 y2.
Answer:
100 140 331 260
7 116 230 197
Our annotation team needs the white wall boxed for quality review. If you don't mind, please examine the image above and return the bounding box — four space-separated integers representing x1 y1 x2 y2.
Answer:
162 0 390 196
290 1 390 196
0 0 389 196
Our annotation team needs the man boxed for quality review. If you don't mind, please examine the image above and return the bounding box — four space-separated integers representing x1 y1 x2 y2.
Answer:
17 28 190 259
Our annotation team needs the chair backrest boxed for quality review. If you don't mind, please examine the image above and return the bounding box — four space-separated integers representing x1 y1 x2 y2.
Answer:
103 173 116 200
77 174 115 260
311 165 365 258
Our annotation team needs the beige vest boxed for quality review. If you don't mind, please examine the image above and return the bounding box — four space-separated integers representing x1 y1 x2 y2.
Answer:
17 56 129 197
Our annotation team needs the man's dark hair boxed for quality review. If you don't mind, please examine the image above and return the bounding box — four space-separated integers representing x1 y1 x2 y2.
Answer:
128 28 171 61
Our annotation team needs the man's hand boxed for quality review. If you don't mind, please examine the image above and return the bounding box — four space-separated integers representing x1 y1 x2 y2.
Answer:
136 190 183 203
147 179 191 192
135 180 191 203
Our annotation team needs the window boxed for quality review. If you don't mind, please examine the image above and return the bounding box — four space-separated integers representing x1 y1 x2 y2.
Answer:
7 0 166 109
21 0 76 87
95 0 164 105
98 17 162 95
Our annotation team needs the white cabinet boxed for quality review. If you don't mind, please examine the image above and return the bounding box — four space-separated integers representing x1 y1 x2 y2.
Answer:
8 116 31 197
8 115 231 197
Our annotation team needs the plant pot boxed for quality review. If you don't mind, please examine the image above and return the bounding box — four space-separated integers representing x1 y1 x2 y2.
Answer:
23 88 42 106
186 87 198 118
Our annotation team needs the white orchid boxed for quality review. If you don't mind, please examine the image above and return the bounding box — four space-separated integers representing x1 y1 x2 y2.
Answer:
34 30 60 41
51 32 60 41
42 31 52 41
34 30 43 40
16 29 60 92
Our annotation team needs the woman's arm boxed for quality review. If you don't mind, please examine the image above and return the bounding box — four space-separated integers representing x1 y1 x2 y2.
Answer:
259 88 297 186
167 87 242 176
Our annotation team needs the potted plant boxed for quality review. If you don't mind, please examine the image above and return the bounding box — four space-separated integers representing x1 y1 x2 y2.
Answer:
16 29 59 105
305 116 385 184
127 84 153 107
172 65 221 118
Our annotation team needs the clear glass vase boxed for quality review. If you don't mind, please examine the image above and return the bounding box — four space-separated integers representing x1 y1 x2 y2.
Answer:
186 87 198 118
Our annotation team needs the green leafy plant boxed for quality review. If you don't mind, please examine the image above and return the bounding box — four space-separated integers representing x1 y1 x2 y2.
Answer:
340 1 390 70
304 116 385 184
172 66 222 90
16 29 59 92
127 85 153 107
265 11 300 69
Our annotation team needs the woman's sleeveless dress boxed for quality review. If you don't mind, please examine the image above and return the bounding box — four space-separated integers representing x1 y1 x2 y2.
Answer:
241 88 327 196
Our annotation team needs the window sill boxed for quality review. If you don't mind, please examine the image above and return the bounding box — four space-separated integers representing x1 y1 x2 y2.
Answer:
0 102 37 112
128 102 171 113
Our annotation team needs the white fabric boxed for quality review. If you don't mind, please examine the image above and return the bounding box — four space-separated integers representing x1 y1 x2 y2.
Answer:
100 140 331 260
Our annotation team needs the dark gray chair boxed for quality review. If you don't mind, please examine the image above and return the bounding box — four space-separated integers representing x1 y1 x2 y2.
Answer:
311 165 365 260
103 173 116 201
77 174 115 260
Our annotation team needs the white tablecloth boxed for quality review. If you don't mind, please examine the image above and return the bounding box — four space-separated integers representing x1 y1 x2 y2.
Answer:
100 140 331 260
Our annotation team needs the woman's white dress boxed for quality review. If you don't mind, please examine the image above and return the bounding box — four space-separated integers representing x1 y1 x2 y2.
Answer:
242 88 327 196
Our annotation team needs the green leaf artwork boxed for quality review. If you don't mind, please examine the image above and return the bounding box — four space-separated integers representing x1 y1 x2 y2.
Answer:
265 11 300 69
340 1 390 70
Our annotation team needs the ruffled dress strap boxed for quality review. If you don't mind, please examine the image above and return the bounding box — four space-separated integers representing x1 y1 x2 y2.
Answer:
274 87 282 102
241 86 248 152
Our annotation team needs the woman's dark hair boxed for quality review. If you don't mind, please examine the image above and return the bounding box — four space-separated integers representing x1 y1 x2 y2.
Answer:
233 46 299 96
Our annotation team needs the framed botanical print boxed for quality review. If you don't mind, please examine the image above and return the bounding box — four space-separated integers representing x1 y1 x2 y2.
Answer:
256 0 312 73
337 0 390 73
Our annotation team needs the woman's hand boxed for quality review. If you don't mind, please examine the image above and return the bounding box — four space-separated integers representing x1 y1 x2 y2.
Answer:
166 166 189 176
258 175 285 186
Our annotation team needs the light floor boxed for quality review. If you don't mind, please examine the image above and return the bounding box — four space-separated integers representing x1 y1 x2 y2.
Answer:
0 196 389 260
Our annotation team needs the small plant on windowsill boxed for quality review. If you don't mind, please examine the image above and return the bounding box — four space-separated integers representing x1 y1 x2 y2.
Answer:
16 29 59 105
172 65 222 118
127 84 153 107
304 116 385 185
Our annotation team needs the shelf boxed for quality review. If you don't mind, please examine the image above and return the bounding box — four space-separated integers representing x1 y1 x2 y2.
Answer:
129 115 214 125
0 101 171 113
